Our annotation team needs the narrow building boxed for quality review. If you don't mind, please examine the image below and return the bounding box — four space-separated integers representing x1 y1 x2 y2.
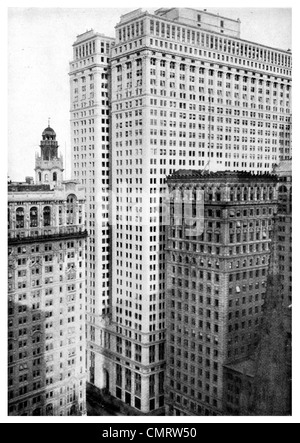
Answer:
8 126 88 416
69 31 115 390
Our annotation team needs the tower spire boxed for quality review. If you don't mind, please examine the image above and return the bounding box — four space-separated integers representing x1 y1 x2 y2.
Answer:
48 117 51 128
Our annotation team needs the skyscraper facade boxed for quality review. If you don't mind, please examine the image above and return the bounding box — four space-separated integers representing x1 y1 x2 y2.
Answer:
69 31 115 389
165 170 278 416
105 8 291 414
8 126 87 416
68 8 292 414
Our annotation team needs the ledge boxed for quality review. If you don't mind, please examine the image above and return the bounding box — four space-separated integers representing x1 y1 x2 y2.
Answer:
8 230 88 245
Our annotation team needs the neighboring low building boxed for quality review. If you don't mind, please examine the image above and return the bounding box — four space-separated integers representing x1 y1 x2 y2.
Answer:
275 160 292 312
223 160 292 416
247 160 292 416
276 160 292 414
165 170 278 416
8 126 88 416
223 359 255 415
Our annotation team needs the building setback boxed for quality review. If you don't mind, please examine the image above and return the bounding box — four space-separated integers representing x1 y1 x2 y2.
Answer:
165 170 278 416
69 31 115 389
8 126 88 416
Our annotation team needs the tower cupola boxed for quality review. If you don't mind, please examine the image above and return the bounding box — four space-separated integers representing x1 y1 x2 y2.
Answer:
35 121 64 188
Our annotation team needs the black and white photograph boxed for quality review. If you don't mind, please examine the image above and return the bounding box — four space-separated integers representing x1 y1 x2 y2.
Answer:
3 0 296 425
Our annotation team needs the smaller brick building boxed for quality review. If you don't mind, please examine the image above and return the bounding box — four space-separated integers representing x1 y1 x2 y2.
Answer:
8 126 88 416
165 170 278 416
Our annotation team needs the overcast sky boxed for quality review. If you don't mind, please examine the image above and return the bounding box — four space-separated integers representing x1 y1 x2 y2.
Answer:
8 6 292 181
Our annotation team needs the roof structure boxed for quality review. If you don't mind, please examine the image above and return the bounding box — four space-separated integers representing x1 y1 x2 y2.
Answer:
167 169 278 182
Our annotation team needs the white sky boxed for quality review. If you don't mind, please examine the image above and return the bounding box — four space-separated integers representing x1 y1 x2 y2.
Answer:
8 4 292 181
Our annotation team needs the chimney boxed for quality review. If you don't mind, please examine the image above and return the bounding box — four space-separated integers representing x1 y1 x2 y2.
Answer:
25 177 34 185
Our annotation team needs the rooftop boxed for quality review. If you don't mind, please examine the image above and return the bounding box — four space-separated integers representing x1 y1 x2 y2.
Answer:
155 7 240 24
8 183 51 193
118 8 147 25
167 169 278 182
116 7 291 54
273 160 292 177
73 29 115 45
224 358 256 378
42 126 56 135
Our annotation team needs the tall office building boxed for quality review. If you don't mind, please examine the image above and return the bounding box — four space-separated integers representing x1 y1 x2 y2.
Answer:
165 170 278 416
103 8 292 414
69 31 115 389
8 126 87 416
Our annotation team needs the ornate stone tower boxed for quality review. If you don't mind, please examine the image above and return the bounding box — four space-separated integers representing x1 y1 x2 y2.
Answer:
35 122 64 187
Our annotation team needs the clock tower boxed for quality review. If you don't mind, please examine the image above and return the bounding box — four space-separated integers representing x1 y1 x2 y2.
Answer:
35 122 64 187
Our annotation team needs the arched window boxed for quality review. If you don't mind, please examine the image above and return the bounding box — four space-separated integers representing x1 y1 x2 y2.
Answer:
46 404 53 416
250 187 254 201
67 194 77 225
45 174 49 183
262 188 267 200
53 172 57 182
43 206 51 227
16 207 25 229
70 405 77 416
268 187 273 200
30 207 38 228
278 185 287 194
38 172 42 183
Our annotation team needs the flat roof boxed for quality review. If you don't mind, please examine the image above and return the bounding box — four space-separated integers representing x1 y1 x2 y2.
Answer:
167 169 278 182
73 30 115 46
155 7 240 24
8 183 51 193
115 9 291 54
274 160 292 176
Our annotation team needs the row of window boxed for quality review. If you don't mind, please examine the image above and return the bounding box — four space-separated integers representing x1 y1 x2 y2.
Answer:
148 19 291 68
74 40 111 60
146 38 291 77
8 196 79 230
